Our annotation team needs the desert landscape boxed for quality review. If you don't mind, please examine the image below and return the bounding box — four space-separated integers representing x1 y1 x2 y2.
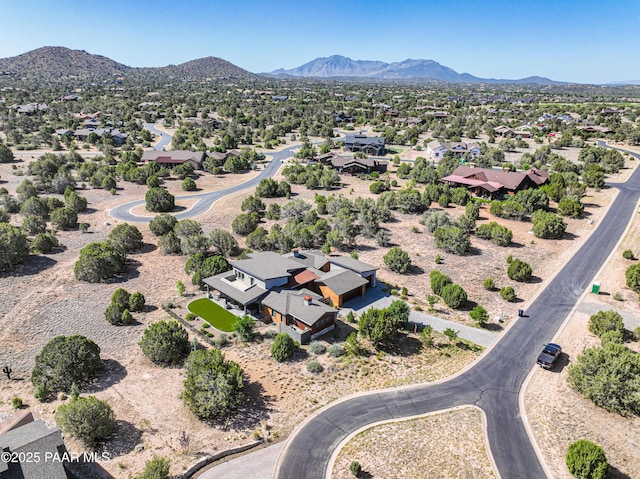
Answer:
0 39 639 479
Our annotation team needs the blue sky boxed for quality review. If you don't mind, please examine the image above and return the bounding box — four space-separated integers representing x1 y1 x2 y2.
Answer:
0 0 638 84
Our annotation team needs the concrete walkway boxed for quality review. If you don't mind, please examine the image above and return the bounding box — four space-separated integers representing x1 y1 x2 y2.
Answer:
197 442 284 479
342 285 500 348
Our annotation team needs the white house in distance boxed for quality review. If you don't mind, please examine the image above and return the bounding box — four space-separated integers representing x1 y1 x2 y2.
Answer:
426 140 481 160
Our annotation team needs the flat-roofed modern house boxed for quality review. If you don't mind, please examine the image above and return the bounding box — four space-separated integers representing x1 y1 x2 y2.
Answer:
141 150 205 169
203 250 378 343
440 165 548 198
343 133 386 156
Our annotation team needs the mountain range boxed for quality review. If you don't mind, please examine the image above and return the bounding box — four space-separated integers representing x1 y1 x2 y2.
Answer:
269 55 562 85
0 46 256 82
2 47 632 85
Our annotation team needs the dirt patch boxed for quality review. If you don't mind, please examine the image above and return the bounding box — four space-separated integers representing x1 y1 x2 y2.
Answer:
332 407 495 479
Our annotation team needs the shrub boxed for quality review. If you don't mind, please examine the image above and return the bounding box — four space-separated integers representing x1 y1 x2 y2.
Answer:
309 341 326 355
623 249 635 260
31 232 59 253
50 207 78 231
350 461 362 477
600 330 624 346
234 314 256 342
0 223 29 272
31 335 102 401
11 397 23 409
22 214 47 235
327 343 345 357
55 396 115 448
149 214 177 237
105 288 134 325
633 326 640 341
63 188 87 212
232 212 259 236
557 195 584 218
139 456 171 479
74 241 126 282
383 246 411 273
568 342 640 415
625 263 640 294
507 258 532 282
477 221 512 246
358 303 408 347
145 187 175 212
440 284 467 309
306 359 323 373
159 231 181 255
129 292 146 312
271 333 296 362
532 210 567 239
139 320 190 365
470 305 489 327
566 439 608 479
433 225 470 255
182 349 245 420
588 310 624 338
107 223 143 253
421 210 454 233
483 277 495 290
500 286 517 302
430 270 452 295
182 177 196 191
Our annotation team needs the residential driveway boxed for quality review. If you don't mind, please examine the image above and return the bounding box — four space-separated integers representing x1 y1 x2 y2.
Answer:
197 442 284 479
577 300 640 330
342 285 499 348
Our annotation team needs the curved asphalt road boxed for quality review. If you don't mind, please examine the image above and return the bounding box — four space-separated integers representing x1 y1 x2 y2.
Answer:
275 143 640 479
143 123 172 151
109 145 298 223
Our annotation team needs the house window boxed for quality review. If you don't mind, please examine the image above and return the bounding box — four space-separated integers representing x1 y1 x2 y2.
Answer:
271 309 276 319
250 277 254 285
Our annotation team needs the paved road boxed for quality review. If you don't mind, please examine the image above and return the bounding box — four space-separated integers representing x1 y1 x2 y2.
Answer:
274 145 640 479
143 122 172 151
109 145 298 223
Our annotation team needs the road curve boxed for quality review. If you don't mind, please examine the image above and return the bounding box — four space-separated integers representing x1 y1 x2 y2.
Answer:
143 123 172 151
274 144 640 479
109 145 299 223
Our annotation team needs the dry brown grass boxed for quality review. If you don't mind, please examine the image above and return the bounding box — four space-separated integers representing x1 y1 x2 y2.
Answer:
332 407 495 479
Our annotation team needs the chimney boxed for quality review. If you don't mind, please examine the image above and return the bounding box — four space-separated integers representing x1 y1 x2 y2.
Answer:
303 295 312 306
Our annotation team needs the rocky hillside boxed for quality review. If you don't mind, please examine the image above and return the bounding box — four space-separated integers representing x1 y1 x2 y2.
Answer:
0 46 129 81
0 46 256 83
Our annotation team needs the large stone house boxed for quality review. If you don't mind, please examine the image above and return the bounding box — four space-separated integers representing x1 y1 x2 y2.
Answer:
203 250 378 343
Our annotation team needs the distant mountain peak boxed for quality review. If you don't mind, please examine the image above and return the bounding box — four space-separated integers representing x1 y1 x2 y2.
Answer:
269 55 562 85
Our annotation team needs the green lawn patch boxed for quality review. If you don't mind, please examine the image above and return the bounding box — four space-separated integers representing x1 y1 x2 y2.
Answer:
187 298 238 333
